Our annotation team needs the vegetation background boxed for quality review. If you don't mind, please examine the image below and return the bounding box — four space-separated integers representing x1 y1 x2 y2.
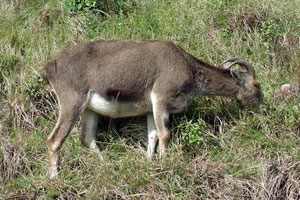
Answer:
0 0 299 199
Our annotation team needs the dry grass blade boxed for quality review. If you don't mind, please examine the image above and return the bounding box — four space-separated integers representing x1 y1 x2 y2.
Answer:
262 157 300 200
0 140 30 182
5 99 36 131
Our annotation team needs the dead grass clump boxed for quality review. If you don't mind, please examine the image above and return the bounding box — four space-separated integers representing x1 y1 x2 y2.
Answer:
5 192 31 200
229 7 261 33
4 98 36 131
262 157 300 200
0 138 30 182
2 86 56 132
32 87 57 120
189 157 259 199
282 32 300 52
47 182 85 200
6 183 82 200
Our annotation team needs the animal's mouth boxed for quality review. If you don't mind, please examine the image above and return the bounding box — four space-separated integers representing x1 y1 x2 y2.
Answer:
247 100 263 112
237 98 262 111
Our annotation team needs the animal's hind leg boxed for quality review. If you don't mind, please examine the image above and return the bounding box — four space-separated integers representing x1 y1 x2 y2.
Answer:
46 98 84 179
80 109 102 157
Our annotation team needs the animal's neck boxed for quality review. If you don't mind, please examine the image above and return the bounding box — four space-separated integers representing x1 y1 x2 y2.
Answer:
193 61 240 98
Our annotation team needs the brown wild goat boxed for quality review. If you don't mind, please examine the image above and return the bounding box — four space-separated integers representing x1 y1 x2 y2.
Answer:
43 40 263 179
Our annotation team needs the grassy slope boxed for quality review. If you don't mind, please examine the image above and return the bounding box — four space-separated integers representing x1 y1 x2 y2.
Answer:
0 0 299 199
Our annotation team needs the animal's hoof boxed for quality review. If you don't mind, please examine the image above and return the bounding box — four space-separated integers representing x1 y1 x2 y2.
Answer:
49 167 58 180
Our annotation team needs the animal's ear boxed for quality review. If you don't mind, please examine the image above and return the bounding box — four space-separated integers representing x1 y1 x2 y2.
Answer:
228 66 246 82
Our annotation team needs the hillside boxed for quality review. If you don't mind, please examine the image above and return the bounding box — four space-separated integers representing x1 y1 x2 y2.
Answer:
0 0 299 199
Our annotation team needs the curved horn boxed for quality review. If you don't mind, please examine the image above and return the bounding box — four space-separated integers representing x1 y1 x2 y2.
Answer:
220 58 240 66
221 58 255 75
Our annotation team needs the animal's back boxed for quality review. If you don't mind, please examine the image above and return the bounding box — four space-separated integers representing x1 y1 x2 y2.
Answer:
44 40 192 102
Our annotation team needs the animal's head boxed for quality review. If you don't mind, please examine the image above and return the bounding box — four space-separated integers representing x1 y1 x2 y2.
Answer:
222 58 263 109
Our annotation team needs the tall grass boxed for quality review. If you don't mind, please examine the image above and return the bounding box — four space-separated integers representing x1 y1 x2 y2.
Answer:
0 0 299 199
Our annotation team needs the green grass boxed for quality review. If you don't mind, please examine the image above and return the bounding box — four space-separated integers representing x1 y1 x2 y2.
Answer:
1 0 299 199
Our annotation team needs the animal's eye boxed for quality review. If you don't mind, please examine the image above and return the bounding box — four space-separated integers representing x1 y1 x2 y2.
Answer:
253 82 259 88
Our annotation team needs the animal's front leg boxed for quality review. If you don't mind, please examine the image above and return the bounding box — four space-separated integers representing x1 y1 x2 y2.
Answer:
147 114 158 159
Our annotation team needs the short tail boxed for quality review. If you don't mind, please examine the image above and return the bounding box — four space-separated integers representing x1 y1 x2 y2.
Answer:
42 59 57 85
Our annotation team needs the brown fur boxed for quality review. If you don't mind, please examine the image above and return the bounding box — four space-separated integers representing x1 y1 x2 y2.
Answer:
43 40 263 179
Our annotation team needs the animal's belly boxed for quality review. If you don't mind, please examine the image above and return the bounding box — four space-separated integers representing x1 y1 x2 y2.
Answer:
87 93 151 118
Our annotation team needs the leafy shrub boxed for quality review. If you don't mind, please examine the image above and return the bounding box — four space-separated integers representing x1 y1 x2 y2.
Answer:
65 0 138 16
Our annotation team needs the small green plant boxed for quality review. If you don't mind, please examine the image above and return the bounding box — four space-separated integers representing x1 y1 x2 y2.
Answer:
65 0 137 15
177 118 207 145
261 20 284 50
65 0 98 13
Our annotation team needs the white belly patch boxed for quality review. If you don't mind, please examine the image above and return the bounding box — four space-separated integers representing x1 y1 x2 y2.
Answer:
87 93 151 118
